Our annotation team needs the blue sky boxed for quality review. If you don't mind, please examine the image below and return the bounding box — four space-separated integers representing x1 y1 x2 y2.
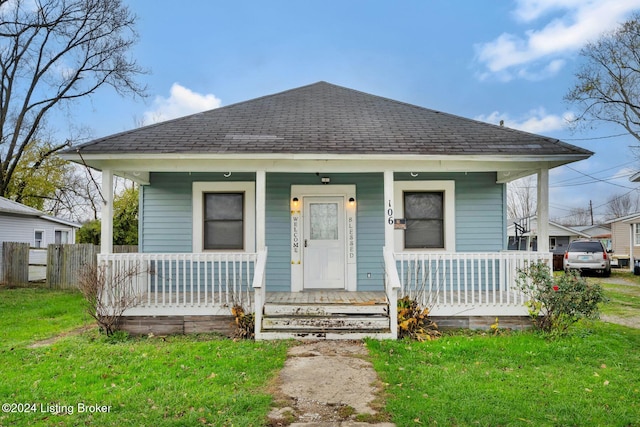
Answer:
71 0 640 221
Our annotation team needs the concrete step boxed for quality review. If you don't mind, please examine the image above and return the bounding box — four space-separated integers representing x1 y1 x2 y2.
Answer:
257 330 395 340
263 303 388 316
262 315 390 331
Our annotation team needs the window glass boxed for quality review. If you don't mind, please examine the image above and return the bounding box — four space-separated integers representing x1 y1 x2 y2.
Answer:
55 230 69 244
204 193 244 249
404 192 444 249
635 224 640 246
310 202 339 240
34 230 43 248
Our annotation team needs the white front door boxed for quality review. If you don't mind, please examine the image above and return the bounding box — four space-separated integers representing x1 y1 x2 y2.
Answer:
303 196 346 289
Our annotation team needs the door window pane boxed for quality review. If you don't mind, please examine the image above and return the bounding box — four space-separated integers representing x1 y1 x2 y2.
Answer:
204 193 243 249
404 192 444 249
310 203 338 240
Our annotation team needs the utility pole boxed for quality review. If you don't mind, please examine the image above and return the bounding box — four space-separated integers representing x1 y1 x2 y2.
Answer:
589 200 594 225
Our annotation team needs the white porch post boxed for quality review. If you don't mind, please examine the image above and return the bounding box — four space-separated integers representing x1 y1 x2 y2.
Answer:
384 170 395 250
537 167 550 253
101 168 114 254
256 170 266 251
630 224 634 272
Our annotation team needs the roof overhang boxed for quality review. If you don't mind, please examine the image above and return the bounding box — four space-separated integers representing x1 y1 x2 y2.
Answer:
60 152 591 185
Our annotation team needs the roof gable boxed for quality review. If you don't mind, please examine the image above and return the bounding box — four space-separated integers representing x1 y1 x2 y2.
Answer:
71 82 592 158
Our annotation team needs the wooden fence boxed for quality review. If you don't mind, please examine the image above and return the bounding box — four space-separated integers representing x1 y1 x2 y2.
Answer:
1 242 137 288
47 244 100 289
2 242 30 285
47 245 138 289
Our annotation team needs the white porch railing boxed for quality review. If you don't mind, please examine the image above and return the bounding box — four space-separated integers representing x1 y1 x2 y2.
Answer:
98 252 259 316
392 251 553 316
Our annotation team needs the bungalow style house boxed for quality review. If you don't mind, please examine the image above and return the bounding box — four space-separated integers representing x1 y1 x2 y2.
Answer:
62 82 592 339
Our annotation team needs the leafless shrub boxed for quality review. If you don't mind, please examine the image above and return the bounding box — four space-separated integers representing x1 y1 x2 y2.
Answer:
78 262 141 336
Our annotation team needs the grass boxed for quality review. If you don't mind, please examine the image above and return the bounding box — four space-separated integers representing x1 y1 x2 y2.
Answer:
0 286 88 347
3 278 640 427
597 270 640 319
366 270 640 426
367 323 640 426
0 286 290 427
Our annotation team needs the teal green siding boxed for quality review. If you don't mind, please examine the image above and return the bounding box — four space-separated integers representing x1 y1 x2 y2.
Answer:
265 173 384 292
141 171 505 292
394 172 506 252
140 172 255 253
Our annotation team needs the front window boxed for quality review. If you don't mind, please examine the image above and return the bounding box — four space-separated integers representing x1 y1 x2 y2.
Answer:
634 224 640 246
404 192 444 249
203 193 244 250
192 181 255 253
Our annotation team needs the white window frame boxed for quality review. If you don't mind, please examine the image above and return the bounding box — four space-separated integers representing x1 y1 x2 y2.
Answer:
393 181 455 252
634 223 640 246
192 182 255 252
34 229 45 248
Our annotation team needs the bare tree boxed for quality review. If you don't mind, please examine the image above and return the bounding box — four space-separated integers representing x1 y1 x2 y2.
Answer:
507 176 536 219
0 0 146 199
604 191 640 220
556 207 592 227
565 13 640 143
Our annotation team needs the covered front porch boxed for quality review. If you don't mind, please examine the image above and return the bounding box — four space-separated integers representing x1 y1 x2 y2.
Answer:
99 248 551 339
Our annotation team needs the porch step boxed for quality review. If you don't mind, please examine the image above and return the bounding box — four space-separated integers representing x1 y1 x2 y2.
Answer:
262 315 390 331
259 291 391 339
264 303 388 316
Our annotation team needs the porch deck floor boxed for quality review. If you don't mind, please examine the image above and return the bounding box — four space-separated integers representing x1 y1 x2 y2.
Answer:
265 291 387 305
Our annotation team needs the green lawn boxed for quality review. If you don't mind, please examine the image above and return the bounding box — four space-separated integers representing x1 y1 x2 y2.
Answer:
367 323 640 426
598 270 640 320
3 283 640 426
0 286 289 427
0 286 87 347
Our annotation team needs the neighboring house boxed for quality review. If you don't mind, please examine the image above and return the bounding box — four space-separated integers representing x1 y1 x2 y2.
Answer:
572 224 612 250
507 216 591 254
61 82 592 339
0 196 80 278
606 212 640 269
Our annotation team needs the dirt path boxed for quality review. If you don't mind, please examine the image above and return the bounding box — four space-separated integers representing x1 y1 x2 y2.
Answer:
268 340 395 427
27 324 96 348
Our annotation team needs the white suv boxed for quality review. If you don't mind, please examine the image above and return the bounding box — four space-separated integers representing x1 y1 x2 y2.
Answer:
563 239 611 277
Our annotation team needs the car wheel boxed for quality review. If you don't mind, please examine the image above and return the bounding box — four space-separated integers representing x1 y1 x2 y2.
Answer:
603 268 611 278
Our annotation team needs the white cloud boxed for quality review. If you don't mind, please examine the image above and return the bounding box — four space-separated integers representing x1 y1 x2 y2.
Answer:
143 83 222 125
475 108 575 134
476 0 640 81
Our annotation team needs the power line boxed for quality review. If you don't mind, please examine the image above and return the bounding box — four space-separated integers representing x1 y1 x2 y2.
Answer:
552 160 637 185
562 132 631 141
561 165 636 190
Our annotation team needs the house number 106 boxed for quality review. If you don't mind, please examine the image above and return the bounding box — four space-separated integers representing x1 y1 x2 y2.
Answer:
387 204 394 225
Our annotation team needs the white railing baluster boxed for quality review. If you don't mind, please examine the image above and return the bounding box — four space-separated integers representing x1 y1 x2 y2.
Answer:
97 252 261 315
385 250 551 314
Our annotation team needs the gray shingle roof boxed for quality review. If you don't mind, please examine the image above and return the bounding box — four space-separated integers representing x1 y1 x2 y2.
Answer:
72 82 592 157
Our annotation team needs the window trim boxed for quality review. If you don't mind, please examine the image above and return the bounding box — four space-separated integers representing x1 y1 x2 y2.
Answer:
54 229 72 245
393 181 455 252
34 229 45 248
634 223 640 246
192 182 255 252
